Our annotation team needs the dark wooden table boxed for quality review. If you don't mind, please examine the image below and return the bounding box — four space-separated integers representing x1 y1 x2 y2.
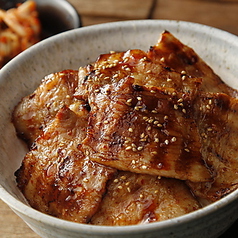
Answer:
1 0 238 237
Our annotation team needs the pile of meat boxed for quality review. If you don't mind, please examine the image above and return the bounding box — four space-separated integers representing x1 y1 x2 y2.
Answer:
12 31 238 225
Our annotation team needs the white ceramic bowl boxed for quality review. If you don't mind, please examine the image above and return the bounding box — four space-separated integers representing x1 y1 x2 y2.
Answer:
1 20 238 238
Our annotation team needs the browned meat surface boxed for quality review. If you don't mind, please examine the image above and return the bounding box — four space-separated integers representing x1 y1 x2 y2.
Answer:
82 77 211 182
15 106 115 223
75 48 202 101
13 31 238 225
91 171 201 226
148 31 238 97
12 70 87 145
187 93 238 202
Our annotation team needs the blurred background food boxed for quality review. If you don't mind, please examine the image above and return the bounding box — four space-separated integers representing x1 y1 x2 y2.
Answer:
0 1 40 68
0 0 80 68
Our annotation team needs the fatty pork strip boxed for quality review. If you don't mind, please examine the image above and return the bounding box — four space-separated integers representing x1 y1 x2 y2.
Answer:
75 47 202 102
12 69 87 146
187 93 238 202
15 106 116 223
91 171 201 226
82 77 211 183
148 31 238 97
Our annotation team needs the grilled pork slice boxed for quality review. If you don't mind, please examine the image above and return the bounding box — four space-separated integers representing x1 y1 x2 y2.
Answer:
15 106 115 223
75 47 202 101
82 77 211 182
12 70 89 145
91 171 201 225
148 31 238 97
187 93 238 202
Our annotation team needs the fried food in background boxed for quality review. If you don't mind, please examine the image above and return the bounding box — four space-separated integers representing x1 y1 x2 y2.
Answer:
0 1 41 68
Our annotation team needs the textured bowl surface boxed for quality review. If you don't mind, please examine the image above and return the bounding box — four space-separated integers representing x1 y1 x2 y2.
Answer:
1 20 238 238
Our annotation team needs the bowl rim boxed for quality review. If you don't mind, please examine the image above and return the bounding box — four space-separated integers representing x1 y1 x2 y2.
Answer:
1 19 238 235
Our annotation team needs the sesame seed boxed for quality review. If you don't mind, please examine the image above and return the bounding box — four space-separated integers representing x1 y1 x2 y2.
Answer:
151 110 157 114
181 70 186 74
154 120 159 125
140 133 145 138
182 75 186 80
154 190 159 194
207 128 213 132
125 67 131 71
121 176 126 180
147 126 152 130
127 187 131 192
125 146 132 151
167 78 172 82
118 185 123 189
95 89 100 93
164 115 168 120
127 98 132 103
164 139 169 145
150 90 156 93
114 179 119 183
128 128 133 132
148 119 154 123
154 138 159 143
157 124 163 128
206 105 211 109
132 160 136 164
184 148 190 152
125 182 130 186
66 95 70 99
209 99 212 105
104 120 109 124
146 70 151 73
124 140 130 144
83 178 89 183
137 96 142 101
137 146 143 151
141 165 147 169
140 194 144 198
177 98 183 103
134 106 140 111
174 105 178 110
160 57 165 62
182 109 187 114
151 151 158 155
171 137 177 142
